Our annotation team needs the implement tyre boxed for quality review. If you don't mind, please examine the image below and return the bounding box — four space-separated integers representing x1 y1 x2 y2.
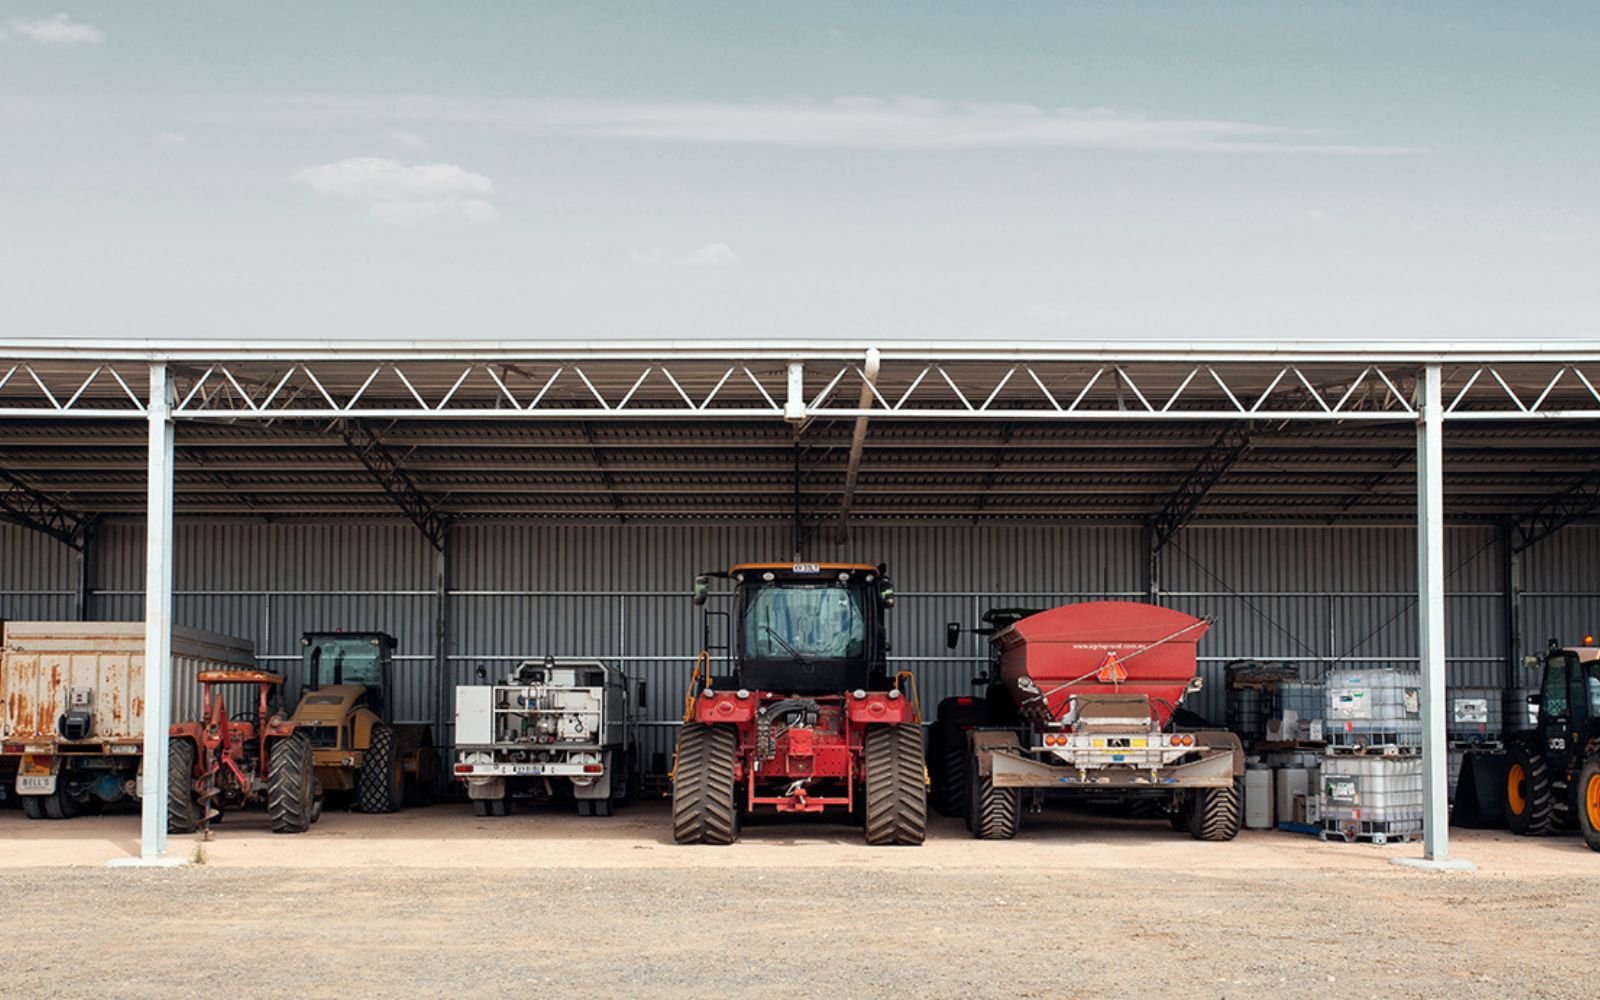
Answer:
672 723 739 845
935 733 969 819
970 737 1020 841
21 794 46 821
1189 779 1242 842
1577 756 1600 853
865 723 927 846
167 738 199 834
1505 742 1554 837
267 733 315 834
357 723 402 814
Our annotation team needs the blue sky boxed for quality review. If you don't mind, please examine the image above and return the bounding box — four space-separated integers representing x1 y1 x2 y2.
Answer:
1 2 1596 341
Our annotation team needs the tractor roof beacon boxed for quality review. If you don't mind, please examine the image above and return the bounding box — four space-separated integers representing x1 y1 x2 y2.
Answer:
672 562 926 846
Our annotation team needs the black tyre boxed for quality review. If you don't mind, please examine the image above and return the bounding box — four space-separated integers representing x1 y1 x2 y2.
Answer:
864 723 927 846
934 730 969 818
267 733 315 834
672 723 739 845
1576 756 1600 853
20 794 46 821
593 798 612 817
167 739 199 834
490 796 511 817
42 782 79 820
472 798 491 817
1189 779 1242 842
576 799 593 817
971 738 1021 841
1505 742 1555 837
357 723 402 814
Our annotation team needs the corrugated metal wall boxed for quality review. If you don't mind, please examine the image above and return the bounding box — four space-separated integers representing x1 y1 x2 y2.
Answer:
6 517 1597 768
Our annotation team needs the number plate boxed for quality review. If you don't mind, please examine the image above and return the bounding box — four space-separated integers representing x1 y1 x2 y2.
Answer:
509 764 545 775
17 775 56 794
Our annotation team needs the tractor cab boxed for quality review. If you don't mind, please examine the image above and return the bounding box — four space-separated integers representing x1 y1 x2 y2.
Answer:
300 631 395 719
695 562 894 695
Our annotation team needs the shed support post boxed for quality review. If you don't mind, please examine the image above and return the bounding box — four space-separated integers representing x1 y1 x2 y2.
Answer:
140 363 176 860
1500 521 1525 731
433 521 451 785
74 520 96 621
1143 521 1161 603
1396 364 1471 870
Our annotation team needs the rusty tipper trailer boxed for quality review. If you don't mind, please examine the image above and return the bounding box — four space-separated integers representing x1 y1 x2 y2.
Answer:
1 622 256 819
935 601 1244 841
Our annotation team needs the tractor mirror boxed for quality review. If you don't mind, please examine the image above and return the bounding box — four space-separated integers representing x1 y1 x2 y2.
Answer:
880 585 895 608
946 622 962 649
692 575 710 606
1522 654 1541 670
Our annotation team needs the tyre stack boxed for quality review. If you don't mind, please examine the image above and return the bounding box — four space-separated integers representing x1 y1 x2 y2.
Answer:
1317 668 1424 845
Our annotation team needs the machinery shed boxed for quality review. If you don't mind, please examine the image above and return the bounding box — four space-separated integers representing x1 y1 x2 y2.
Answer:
3 338 1600 862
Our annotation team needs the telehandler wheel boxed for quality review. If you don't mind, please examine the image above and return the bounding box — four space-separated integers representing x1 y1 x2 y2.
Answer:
267 733 315 834
1505 742 1555 836
42 784 79 820
357 723 403 814
20 794 45 820
1577 756 1600 853
865 722 927 846
967 738 1020 841
1189 779 1242 841
672 722 739 845
167 738 199 834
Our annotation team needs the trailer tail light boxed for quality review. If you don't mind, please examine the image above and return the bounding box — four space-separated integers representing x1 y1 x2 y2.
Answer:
453 764 473 774
583 764 603 773
1171 734 1194 747
2 743 23 755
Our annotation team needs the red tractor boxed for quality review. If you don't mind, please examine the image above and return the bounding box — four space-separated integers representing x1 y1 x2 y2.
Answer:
672 562 925 846
167 670 321 836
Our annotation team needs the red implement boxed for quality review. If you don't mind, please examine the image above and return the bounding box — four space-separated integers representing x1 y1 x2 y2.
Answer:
995 601 1210 728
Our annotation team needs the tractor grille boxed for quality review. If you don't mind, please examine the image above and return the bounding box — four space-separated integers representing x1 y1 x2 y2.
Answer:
301 723 338 748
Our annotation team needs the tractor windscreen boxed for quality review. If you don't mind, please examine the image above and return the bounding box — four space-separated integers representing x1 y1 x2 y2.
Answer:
305 639 382 687
743 583 867 661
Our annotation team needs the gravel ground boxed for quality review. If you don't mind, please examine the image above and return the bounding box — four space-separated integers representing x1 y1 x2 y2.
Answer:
2 802 1597 999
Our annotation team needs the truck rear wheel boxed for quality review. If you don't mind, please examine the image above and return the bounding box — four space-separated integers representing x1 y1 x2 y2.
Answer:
1505 742 1554 836
42 783 79 820
864 723 927 846
167 738 199 834
1577 756 1600 853
267 733 315 834
1189 779 1242 842
357 723 402 814
21 793 46 821
968 738 1020 840
672 723 739 845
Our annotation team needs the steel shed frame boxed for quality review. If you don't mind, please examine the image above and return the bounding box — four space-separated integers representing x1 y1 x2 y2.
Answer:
4 338 1600 863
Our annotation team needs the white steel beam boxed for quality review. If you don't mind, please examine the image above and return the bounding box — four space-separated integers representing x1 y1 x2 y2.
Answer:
1397 364 1471 871
140 363 176 860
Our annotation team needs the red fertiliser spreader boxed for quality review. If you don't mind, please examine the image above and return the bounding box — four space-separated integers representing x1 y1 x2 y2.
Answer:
930 601 1243 841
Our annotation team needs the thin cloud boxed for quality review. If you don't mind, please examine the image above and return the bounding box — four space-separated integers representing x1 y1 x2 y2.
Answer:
9 13 105 45
158 131 188 145
292 157 498 226
388 128 428 148
241 95 1420 155
683 243 738 267
630 248 665 265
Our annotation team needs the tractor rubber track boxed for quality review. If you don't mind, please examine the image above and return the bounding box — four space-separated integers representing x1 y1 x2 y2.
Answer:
357 723 401 814
672 723 739 845
1507 744 1555 836
267 733 315 834
167 738 199 834
865 723 927 846
1189 780 1242 842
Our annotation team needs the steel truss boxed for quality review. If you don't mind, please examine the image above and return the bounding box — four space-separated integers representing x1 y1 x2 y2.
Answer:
5 354 1600 422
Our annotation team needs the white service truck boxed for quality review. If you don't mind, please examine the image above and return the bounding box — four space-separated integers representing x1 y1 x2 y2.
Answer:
453 657 634 816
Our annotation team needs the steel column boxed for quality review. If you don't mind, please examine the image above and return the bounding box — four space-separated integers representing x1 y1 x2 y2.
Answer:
1415 364 1451 861
1500 521 1526 729
140 363 176 859
433 521 451 785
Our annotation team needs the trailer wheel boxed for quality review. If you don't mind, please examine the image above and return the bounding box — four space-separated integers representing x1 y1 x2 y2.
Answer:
267 733 315 834
969 737 1020 841
1189 779 1242 842
1505 742 1555 836
21 794 46 820
42 783 79 820
167 738 199 834
593 798 612 818
865 723 927 846
357 723 403 814
472 798 491 817
672 722 739 845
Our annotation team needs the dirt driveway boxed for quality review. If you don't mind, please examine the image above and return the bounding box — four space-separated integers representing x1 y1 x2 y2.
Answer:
1 802 1595 999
